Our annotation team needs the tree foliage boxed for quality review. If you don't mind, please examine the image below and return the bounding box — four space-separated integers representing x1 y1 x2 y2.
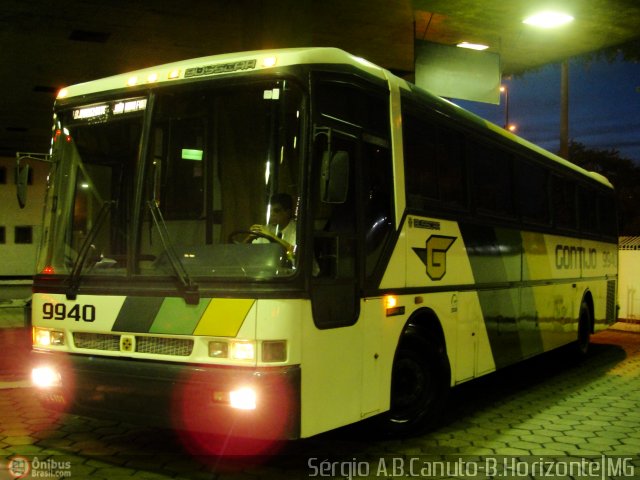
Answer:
567 140 640 235
589 38 640 64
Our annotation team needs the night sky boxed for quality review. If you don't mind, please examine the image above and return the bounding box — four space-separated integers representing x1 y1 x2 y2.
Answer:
457 55 640 164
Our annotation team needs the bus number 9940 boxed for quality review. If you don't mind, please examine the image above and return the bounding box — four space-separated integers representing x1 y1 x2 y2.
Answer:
42 303 96 322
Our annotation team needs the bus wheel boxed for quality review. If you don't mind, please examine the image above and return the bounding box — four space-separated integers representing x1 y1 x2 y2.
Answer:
384 328 450 436
576 301 592 356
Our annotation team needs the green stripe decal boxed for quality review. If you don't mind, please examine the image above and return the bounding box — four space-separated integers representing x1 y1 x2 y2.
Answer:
112 297 163 333
149 297 210 335
459 223 544 369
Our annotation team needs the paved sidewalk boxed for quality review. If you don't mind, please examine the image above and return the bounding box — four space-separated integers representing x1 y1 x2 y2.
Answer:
1 321 639 478
0 301 27 330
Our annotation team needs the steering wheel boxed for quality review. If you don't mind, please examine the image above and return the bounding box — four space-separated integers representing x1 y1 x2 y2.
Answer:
228 229 276 244
227 230 293 265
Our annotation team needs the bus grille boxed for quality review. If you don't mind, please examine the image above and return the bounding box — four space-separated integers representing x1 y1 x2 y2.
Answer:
73 332 120 351
73 332 194 357
135 336 194 356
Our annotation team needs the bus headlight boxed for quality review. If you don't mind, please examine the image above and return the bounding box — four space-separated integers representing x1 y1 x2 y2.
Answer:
208 340 286 362
231 341 255 361
33 328 65 347
32 366 62 388
208 340 256 361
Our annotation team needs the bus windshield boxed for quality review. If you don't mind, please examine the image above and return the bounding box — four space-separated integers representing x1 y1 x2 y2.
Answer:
39 79 304 281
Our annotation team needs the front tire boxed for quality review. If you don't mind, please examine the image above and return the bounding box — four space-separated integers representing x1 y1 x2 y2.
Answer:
383 326 450 436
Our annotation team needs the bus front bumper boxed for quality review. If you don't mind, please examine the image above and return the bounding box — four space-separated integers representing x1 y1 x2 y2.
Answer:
31 350 301 440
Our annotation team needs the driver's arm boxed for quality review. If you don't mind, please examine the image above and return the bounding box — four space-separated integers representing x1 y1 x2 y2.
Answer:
250 224 294 258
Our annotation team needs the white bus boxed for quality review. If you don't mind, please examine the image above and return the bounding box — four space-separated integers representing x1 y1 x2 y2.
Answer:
29 48 618 443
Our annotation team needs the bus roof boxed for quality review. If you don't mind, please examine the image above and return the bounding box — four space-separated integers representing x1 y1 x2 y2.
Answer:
57 47 612 190
56 47 387 100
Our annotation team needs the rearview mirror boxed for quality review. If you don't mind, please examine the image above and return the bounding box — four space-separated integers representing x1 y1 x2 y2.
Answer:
15 152 52 208
320 150 349 204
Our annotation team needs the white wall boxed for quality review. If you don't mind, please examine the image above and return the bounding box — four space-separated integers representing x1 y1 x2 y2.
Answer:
0 156 48 276
618 241 640 320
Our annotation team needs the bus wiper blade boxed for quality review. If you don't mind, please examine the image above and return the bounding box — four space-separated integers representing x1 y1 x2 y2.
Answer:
147 200 200 305
66 200 114 300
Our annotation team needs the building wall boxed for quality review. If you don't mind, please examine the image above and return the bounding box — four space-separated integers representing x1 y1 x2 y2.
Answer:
0 156 48 277
618 237 640 320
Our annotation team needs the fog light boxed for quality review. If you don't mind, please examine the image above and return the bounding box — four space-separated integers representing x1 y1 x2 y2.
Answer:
229 387 257 410
33 328 65 347
50 331 65 345
208 341 228 358
32 366 62 388
262 340 287 362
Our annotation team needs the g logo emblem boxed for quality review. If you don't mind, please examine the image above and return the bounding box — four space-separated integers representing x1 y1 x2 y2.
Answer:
413 235 456 280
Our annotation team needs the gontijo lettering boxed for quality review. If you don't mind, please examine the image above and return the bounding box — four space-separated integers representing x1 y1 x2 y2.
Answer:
555 244 597 269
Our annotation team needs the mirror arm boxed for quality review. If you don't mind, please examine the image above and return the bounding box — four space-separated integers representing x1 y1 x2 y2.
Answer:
15 152 54 208
16 152 53 166
313 125 332 152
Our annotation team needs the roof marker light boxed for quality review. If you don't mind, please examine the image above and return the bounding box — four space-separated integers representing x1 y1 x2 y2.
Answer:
57 88 68 99
168 69 180 79
147 72 159 83
262 56 277 68
127 76 138 87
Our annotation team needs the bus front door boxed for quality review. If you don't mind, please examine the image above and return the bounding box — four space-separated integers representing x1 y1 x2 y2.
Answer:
310 132 360 329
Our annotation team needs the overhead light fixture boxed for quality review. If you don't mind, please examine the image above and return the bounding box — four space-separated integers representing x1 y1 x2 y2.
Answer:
457 42 489 51
523 11 574 28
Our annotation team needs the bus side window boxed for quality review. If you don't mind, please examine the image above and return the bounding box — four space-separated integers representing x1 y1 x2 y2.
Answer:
598 193 617 238
401 103 466 212
363 141 393 278
551 175 577 230
437 129 466 208
473 144 514 217
403 110 437 207
517 160 550 225
579 186 598 234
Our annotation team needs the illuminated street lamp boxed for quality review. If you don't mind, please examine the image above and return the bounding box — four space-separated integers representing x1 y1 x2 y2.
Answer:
522 10 574 158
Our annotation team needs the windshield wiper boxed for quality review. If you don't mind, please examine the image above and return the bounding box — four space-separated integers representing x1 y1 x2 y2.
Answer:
147 200 200 305
66 200 114 300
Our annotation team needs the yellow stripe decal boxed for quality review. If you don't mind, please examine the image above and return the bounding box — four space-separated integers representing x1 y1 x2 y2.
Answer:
193 298 255 337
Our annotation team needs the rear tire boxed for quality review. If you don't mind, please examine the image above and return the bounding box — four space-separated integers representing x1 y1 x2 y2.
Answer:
382 326 450 436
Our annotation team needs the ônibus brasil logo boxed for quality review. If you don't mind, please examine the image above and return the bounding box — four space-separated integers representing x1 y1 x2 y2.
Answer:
7 456 30 479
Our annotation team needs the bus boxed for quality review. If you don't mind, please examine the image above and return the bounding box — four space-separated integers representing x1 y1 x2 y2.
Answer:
28 48 618 444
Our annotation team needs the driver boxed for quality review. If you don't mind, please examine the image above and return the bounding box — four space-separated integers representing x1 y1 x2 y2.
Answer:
250 193 296 258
